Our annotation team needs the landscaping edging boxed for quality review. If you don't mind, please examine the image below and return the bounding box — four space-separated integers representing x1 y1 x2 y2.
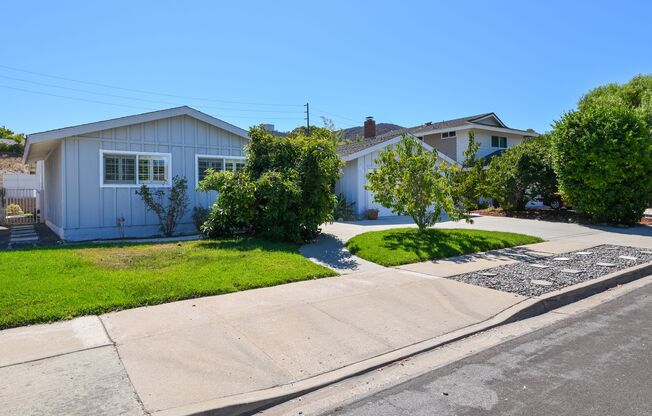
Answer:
152 261 652 416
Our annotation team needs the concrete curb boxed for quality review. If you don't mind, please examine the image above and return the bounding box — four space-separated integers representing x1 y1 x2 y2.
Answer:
155 261 652 416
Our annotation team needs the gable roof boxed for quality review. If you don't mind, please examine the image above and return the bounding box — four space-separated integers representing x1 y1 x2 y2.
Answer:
337 112 537 159
23 106 250 164
26 106 249 145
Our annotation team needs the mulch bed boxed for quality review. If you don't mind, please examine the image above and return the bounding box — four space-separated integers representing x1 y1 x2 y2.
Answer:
473 208 651 227
448 245 652 297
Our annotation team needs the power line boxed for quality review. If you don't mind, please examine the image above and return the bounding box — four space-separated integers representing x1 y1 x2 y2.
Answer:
0 64 303 107
0 74 304 114
0 84 303 120
311 106 360 124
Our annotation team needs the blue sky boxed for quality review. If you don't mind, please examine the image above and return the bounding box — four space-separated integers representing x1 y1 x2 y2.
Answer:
2 1 651 135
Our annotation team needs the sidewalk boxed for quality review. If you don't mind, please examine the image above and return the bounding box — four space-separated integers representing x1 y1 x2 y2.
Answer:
1 216 651 415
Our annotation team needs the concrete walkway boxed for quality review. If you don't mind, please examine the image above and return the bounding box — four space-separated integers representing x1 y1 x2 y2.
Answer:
1 216 651 415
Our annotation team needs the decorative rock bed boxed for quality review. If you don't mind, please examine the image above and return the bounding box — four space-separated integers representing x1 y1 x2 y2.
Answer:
448 245 652 297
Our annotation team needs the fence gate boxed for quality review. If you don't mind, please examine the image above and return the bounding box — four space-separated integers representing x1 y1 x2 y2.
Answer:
0 188 41 226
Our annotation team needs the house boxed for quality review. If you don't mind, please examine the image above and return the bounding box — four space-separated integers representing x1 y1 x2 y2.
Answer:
22 106 249 241
335 113 538 217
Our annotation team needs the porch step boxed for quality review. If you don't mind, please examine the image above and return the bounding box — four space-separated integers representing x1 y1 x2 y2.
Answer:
9 225 38 244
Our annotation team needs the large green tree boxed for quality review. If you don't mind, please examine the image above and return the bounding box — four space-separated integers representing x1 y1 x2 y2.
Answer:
199 125 343 242
486 135 557 211
366 135 472 232
551 104 652 224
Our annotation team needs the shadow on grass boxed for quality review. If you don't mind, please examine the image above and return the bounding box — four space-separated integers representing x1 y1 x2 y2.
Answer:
377 229 543 263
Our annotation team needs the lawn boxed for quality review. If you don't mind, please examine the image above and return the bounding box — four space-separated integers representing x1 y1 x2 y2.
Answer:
346 228 543 267
0 238 335 329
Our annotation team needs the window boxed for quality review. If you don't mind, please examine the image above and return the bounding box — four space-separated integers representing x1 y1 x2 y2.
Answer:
441 131 456 139
196 156 246 186
101 151 170 187
491 136 507 148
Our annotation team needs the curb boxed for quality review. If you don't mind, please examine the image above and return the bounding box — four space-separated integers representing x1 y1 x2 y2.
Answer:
155 261 652 416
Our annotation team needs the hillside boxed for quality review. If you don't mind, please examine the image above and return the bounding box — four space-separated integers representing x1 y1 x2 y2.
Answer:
341 123 404 141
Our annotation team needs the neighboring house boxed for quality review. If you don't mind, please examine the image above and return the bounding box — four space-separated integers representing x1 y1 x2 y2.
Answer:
336 113 538 217
22 106 248 241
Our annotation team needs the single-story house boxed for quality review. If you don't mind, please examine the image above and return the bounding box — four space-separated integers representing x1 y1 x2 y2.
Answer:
335 113 538 217
22 106 249 241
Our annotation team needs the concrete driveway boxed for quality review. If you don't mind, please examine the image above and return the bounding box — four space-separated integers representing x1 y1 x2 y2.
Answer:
301 215 652 274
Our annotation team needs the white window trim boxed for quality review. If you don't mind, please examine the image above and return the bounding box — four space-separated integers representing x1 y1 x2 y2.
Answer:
195 154 247 188
491 136 508 149
100 149 172 188
441 131 457 140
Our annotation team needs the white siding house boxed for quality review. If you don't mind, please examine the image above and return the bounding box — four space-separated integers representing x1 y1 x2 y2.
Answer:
336 113 538 218
23 106 249 241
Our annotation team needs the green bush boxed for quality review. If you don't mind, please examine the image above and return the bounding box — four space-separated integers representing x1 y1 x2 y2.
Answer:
191 206 210 232
551 104 652 224
486 136 557 211
198 125 343 242
333 193 356 221
198 170 256 237
135 176 189 237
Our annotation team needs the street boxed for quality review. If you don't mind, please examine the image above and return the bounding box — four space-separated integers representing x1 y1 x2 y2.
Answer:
326 281 652 416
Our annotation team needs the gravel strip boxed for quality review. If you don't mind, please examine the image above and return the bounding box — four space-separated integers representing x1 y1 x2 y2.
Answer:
448 245 652 297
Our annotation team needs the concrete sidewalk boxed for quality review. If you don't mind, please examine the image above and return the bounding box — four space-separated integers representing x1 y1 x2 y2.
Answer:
1 216 651 415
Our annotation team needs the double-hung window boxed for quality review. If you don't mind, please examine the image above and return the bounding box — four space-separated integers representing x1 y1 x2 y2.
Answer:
196 156 246 186
491 136 507 148
101 150 171 187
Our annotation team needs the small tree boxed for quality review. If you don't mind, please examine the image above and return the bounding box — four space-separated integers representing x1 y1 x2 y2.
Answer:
366 135 469 232
136 175 189 237
486 135 557 211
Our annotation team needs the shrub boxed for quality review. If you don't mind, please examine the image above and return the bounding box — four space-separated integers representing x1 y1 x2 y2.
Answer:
333 193 356 221
198 126 342 242
486 135 557 211
6 203 23 216
191 206 210 233
551 104 652 224
136 176 189 237
198 170 256 237
446 131 486 211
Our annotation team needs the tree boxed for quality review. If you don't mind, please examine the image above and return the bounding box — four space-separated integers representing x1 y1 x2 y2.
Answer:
199 125 343 242
136 176 189 237
486 135 557 211
445 131 486 211
579 74 652 129
366 135 470 232
551 104 652 224
0 126 25 153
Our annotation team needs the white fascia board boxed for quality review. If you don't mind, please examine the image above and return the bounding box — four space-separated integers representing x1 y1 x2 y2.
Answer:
470 113 507 128
26 106 249 145
341 135 459 166
414 124 538 138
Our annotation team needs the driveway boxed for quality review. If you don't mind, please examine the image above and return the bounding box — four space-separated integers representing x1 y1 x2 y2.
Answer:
301 215 652 274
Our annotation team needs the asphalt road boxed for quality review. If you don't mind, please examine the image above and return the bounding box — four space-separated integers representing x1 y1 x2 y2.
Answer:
326 282 652 416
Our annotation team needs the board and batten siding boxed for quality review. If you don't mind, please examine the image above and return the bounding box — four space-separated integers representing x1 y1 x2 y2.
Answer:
56 115 247 240
43 141 63 234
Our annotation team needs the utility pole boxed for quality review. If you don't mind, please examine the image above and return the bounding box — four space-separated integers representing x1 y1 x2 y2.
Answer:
304 102 310 135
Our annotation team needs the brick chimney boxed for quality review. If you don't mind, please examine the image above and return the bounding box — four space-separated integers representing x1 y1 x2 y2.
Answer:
364 116 376 138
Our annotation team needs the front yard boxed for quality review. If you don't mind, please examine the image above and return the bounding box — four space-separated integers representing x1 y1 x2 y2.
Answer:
346 228 543 266
0 238 335 329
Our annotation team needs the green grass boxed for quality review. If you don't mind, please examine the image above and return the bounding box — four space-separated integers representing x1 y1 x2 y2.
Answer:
346 228 543 267
0 238 335 329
